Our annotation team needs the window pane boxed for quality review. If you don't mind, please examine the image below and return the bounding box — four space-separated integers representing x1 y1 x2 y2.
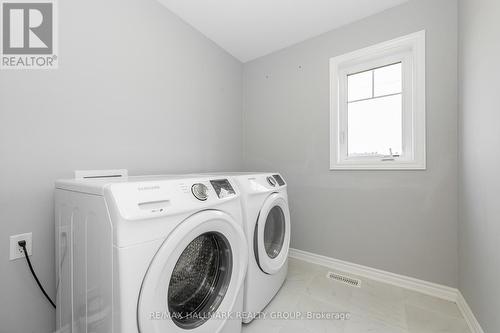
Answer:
374 63 402 97
348 94 402 157
348 70 372 102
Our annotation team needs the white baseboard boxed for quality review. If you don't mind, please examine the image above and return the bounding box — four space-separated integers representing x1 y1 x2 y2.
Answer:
289 248 458 301
288 248 484 333
456 292 485 333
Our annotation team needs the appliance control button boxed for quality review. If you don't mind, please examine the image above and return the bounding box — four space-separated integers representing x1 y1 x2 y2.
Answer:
267 176 277 187
191 183 208 201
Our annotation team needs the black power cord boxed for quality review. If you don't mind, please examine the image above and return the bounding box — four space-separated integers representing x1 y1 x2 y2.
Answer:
18 240 56 309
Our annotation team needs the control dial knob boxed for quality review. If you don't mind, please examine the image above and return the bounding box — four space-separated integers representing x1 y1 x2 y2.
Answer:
191 183 209 201
267 176 277 187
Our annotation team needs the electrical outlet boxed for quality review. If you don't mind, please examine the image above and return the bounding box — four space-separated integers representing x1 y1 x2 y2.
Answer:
9 233 32 260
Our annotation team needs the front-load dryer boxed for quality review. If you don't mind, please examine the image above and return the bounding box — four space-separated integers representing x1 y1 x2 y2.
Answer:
55 170 248 333
197 172 291 323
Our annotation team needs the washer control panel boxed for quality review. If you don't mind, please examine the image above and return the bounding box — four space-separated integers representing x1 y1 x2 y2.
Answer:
107 176 240 220
210 179 236 199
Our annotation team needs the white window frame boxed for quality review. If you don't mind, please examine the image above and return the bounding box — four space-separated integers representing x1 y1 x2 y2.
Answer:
330 31 426 170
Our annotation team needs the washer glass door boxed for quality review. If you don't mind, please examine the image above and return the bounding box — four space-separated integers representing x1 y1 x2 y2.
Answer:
168 232 232 329
137 210 247 333
255 193 291 275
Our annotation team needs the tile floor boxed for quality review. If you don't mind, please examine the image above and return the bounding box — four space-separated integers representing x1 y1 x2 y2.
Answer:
242 258 471 333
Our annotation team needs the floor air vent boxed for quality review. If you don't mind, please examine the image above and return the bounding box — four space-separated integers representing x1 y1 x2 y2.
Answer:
326 272 362 288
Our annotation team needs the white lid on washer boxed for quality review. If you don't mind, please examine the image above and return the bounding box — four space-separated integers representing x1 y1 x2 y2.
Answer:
56 170 240 222
55 169 201 196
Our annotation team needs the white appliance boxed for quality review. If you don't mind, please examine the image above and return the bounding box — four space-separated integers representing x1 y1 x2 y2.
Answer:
55 170 248 333
198 172 291 323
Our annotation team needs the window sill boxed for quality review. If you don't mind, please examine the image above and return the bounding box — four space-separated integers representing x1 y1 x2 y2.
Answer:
330 161 426 171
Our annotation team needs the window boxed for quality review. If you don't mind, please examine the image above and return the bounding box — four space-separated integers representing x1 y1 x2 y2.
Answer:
330 31 426 170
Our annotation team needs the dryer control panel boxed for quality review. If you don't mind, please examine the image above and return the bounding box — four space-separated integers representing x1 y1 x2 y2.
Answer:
247 173 287 193
273 174 286 186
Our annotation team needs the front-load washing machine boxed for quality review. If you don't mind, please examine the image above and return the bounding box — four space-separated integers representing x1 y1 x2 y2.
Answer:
55 170 248 333
198 172 291 323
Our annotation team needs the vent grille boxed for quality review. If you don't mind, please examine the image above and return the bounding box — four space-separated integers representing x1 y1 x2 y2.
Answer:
326 272 361 288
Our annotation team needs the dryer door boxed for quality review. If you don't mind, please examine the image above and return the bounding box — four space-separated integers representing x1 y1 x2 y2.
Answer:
138 210 248 333
254 193 291 275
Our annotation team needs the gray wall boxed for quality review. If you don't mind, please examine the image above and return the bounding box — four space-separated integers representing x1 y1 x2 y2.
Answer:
243 0 459 286
0 0 242 332
458 0 500 331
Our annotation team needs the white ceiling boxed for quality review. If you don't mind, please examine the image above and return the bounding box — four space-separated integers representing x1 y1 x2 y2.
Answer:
157 0 409 62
